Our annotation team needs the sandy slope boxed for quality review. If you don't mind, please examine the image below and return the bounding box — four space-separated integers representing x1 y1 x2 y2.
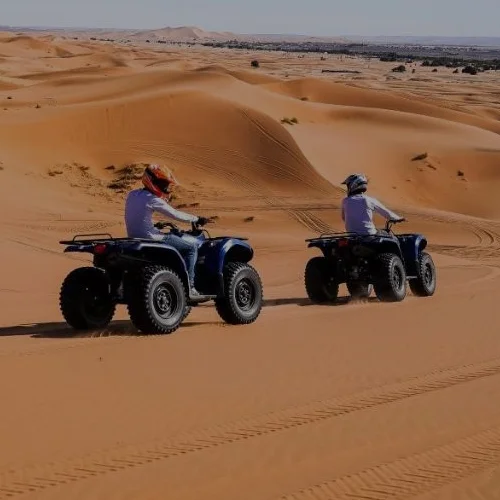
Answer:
1 34 500 500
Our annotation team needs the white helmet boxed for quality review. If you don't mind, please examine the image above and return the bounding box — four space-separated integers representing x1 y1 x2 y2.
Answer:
342 173 368 195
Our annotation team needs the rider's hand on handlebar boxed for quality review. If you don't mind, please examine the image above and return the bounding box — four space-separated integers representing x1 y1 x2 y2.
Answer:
197 216 216 226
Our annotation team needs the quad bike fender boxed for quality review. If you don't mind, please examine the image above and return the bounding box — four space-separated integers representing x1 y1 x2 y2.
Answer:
372 238 404 259
121 242 190 288
203 239 254 273
202 239 254 294
306 239 331 257
397 234 428 277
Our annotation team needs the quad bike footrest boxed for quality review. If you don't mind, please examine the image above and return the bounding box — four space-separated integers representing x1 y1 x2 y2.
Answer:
188 293 217 303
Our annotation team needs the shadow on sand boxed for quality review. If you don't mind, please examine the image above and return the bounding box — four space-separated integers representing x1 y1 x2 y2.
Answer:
262 296 379 308
0 320 217 339
0 296 378 339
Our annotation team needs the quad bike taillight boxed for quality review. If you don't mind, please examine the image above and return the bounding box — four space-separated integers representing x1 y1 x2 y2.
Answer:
338 239 349 247
93 243 108 255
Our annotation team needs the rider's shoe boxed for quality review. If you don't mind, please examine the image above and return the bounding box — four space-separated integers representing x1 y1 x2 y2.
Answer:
189 287 202 299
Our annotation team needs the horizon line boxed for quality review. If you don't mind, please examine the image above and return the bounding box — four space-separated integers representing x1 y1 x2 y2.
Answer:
1 23 499 40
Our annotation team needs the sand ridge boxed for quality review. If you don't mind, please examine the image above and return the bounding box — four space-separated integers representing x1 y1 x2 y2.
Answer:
1 32 500 500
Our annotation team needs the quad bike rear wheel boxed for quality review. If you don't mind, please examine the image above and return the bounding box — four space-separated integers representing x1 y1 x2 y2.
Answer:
373 253 407 302
215 262 263 324
409 251 436 297
305 256 339 303
127 265 187 334
59 267 116 330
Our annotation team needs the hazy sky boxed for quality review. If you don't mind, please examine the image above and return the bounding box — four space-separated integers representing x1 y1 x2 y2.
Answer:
2 0 499 36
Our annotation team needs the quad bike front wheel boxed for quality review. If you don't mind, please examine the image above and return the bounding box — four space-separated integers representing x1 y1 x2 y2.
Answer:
373 253 407 302
304 256 339 303
409 251 436 297
59 267 116 330
215 263 263 325
127 265 187 334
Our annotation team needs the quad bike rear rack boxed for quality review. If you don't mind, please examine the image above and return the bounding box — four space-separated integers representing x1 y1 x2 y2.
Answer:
59 235 156 245
305 231 359 242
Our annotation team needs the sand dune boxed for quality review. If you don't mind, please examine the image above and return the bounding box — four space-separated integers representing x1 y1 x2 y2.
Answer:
0 88 336 201
5 71 496 215
136 26 236 41
0 79 19 90
1 32 500 500
0 34 74 58
264 77 500 135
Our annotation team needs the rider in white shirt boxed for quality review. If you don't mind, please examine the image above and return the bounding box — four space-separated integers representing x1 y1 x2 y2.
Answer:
341 173 404 235
125 164 212 298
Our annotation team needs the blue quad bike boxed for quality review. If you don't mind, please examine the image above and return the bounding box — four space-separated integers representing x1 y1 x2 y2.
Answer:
58 220 263 334
304 219 437 303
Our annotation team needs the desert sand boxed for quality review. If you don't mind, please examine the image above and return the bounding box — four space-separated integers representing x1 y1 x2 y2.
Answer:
1 31 500 499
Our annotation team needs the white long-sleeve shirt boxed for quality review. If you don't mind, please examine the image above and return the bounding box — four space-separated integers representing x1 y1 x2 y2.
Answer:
341 194 401 235
125 189 198 240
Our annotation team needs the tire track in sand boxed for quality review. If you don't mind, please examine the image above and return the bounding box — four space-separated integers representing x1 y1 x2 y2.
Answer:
289 210 332 233
399 209 500 262
278 425 500 500
127 140 334 234
2 356 500 498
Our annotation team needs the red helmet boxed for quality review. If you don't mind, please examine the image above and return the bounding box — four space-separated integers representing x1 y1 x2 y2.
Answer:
142 164 178 198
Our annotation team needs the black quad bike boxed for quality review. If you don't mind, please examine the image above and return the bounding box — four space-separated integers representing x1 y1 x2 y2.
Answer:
59 219 263 334
304 219 436 303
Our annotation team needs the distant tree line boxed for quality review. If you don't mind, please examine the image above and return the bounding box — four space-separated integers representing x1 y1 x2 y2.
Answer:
201 40 500 73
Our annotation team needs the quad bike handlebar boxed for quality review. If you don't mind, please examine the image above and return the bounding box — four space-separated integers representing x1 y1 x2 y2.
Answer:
154 217 216 236
385 218 406 233
154 221 177 231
